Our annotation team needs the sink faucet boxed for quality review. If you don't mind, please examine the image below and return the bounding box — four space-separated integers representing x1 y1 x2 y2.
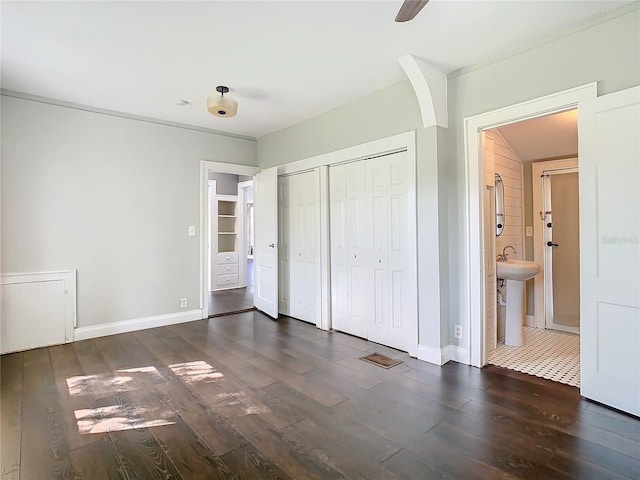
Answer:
497 245 517 262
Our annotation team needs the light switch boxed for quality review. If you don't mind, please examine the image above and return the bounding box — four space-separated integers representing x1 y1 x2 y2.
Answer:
525 226 533 237
188 225 196 236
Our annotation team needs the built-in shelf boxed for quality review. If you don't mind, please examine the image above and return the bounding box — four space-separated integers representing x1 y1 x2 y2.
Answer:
215 197 240 277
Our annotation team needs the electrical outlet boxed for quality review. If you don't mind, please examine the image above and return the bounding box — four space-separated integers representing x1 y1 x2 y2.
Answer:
454 324 462 339
526 226 533 237
188 226 196 236
180 298 188 308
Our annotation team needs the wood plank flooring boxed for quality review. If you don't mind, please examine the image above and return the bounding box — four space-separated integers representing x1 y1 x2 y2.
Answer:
208 288 255 317
1 311 639 479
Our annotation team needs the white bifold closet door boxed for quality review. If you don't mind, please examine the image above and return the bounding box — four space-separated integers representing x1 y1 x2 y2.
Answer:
278 170 319 324
330 151 416 352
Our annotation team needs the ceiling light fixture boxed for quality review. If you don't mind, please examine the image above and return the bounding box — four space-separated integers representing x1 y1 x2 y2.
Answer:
207 86 238 118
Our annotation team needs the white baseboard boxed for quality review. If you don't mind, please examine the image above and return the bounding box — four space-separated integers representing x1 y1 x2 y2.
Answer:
74 309 203 341
417 344 471 366
524 315 536 327
417 344 448 365
449 345 470 364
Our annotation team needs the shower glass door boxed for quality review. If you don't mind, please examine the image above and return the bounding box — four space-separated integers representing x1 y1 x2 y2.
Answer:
543 169 580 333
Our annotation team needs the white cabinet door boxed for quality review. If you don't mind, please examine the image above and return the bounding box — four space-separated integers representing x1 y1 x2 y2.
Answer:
579 86 640 416
254 167 279 318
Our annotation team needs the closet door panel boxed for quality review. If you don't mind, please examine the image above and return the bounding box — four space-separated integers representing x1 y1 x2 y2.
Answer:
347 161 370 338
329 165 349 331
278 177 290 314
367 152 412 351
290 171 317 323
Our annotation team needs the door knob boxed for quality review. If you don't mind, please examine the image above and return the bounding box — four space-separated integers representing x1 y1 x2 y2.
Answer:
547 241 559 247
268 243 275 248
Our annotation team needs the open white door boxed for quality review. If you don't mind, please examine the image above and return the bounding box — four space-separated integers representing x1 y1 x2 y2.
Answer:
253 167 279 318
579 86 639 416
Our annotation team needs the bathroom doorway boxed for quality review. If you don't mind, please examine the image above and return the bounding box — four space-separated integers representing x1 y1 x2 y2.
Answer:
482 110 581 387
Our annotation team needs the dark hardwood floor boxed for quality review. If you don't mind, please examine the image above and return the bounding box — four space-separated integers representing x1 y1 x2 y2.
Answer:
208 287 255 317
1 311 639 479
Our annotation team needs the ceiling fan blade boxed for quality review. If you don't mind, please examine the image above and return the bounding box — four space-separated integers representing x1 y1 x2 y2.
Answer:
395 0 429 23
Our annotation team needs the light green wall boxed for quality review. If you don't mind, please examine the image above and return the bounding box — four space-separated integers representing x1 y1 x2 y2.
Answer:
257 3 640 352
1 95 257 328
258 80 421 167
443 4 639 345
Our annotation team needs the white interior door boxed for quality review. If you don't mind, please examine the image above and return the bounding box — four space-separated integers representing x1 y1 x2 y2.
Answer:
579 86 640 416
253 167 279 318
330 162 370 339
366 151 416 352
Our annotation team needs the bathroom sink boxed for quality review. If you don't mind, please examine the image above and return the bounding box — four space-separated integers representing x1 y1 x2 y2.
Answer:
497 260 540 281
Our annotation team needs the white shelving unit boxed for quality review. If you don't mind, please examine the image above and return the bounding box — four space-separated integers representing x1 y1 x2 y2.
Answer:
213 195 241 290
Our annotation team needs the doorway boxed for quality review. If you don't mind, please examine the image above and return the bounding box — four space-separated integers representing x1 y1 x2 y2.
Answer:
207 176 255 316
480 119 581 387
462 83 596 370
200 162 260 318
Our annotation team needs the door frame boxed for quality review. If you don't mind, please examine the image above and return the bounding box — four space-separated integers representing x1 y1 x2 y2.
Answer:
238 179 254 288
463 83 597 367
531 158 579 333
200 161 260 318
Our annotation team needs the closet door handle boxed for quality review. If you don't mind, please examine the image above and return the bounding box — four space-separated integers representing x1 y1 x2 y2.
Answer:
268 243 276 248
547 241 559 247
378 259 382 263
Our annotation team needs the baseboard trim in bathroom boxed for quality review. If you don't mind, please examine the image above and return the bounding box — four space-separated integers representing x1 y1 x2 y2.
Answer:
487 326 580 387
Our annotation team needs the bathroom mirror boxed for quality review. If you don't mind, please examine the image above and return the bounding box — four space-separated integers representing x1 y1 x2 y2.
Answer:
495 173 505 236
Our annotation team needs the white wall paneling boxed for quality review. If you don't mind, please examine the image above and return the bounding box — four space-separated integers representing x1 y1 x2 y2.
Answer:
488 130 525 342
1 271 76 354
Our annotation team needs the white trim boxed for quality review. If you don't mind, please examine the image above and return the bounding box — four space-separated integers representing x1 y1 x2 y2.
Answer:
417 344 469 366
74 309 202 341
398 54 448 128
524 315 537 328
1 89 256 142
276 131 415 176
449 345 470 364
317 166 331 330
463 83 597 368
417 344 450 365
200 161 261 318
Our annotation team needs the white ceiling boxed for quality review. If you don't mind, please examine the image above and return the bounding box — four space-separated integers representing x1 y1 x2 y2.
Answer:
1 1 631 138
497 109 578 162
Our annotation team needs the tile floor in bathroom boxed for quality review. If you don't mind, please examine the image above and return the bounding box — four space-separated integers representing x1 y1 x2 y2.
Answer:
487 326 580 387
